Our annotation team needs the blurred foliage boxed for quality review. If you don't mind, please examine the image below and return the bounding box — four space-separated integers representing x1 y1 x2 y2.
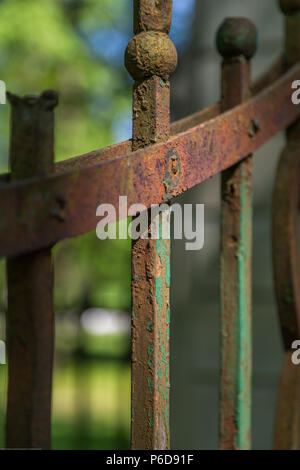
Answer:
0 0 132 167
0 360 131 449
52 360 130 449
0 0 134 312
54 228 131 313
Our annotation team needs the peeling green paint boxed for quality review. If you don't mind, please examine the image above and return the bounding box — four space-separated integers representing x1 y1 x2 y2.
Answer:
147 342 154 368
147 410 153 428
159 343 168 365
164 407 169 427
158 384 167 401
237 162 252 450
147 377 153 392
155 232 171 323
146 319 153 332
129 0 174 450
154 213 171 442
155 277 164 316
157 236 171 288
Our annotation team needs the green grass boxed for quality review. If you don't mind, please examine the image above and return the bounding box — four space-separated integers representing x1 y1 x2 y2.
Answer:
52 359 130 449
0 356 131 449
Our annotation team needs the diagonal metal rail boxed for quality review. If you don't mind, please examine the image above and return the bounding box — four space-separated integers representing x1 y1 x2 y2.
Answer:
0 63 299 257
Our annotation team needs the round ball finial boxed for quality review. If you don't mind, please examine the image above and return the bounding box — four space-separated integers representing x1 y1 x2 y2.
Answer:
125 31 178 81
216 17 257 60
279 0 300 14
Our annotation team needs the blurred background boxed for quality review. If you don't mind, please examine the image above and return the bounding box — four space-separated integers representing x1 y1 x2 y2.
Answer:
0 0 287 449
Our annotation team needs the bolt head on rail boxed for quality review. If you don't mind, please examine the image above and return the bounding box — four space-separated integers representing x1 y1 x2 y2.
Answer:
216 17 258 61
279 0 300 14
125 31 177 81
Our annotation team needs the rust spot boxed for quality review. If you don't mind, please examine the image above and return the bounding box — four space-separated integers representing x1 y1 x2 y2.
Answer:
248 118 260 137
163 149 181 201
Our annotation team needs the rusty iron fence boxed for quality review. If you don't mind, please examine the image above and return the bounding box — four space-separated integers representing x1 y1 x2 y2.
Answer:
1 0 300 450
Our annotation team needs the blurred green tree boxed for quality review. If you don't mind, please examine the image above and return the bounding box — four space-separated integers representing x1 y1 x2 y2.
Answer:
0 0 133 312
0 0 132 164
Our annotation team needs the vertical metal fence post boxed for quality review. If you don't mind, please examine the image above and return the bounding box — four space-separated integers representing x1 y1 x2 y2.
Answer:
125 0 177 450
217 18 257 450
272 0 300 450
6 90 58 449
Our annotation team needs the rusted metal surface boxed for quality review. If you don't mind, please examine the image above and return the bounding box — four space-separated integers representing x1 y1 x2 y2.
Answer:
218 18 256 451
0 104 220 182
55 104 219 173
55 141 132 173
127 0 176 450
131 219 171 449
6 91 57 449
0 56 284 185
134 0 172 35
272 1 300 450
0 61 283 184
0 62 299 258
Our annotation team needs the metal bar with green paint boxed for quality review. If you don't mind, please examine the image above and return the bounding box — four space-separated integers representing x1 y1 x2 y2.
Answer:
216 18 257 450
126 0 177 450
273 0 300 450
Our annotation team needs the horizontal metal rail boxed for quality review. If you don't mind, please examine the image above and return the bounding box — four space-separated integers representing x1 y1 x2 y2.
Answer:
0 56 286 183
0 103 220 181
0 63 298 258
